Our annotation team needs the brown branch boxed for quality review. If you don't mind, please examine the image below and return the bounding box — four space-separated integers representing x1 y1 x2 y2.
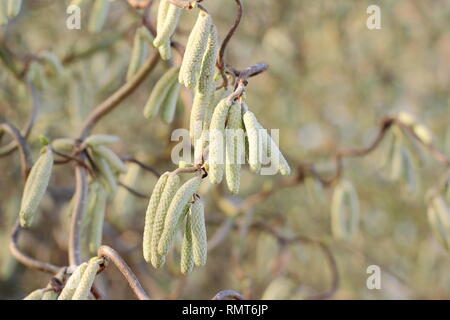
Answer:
217 0 243 88
212 290 245 300
118 181 149 199
9 222 61 274
0 122 33 180
122 155 160 177
97 245 150 300
79 52 160 139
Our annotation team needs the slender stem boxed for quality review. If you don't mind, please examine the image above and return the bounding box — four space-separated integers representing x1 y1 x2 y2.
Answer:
79 52 160 139
9 222 61 274
122 156 160 177
217 0 243 88
97 245 150 300
0 122 33 180
118 181 149 199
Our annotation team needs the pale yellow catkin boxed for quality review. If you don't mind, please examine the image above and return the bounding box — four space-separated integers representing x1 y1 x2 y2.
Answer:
127 27 147 81
243 110 261 173
153 2 181 48
225 102 244 194
143 67 180 119
88 0 110 33
181 212 194 274
161 79 181 124
190 200 207 266
58 263 89 300
179 11 212 88
150 174 180 268
155 0 170 36
85 134 120 146
112 163 141 228
52 138 76 152
427 196 450 250
23 289 45 300
19 147 54 228
143 172 169 263
42 290 59 300
197 24 219 96
71 258 102 300
7 0 22 18
263 127 291 176
209 99 232 184
88 185 107 254
158 40 172 61
158 176 202 256
91 152 117 194
190 92 209 142
92 145 127 174
0 1 8 26
331 180 359 240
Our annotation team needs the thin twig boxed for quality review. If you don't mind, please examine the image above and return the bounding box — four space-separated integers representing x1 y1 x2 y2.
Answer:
97 245 151 300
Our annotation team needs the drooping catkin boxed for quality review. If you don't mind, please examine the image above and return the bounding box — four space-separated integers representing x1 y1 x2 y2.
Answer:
85 134 120 147
127 27 148 81
91 152 117 194
262 126 291 176
161 79 181 124
158 176 202 256
92 145 127 174
150 174 181 268
143 172 169 263
58 263 88 300
209 99 232 184
225 102 244 194
190 92 209 141
52 138 76 152
181 212 194 274
19 147 54 228
71 258 102 300
190 199 207 266
112 163 141 228
88 185 107 254
143 67 180 119
23 289 45 300
0 1 8 26
155 0 170 36
7 0 22 18
197 24 219 96
179 11 212 88
42 290 59 300
427 196 450 250
331 180 359 240
88 0 110 33
153 1 181 48
243 110 261 173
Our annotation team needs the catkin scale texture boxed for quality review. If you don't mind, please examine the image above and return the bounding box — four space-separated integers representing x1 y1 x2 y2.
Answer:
153 2 181 48
143 67 180 119
23 289 45 300
93 145 127 174
190 200 207 266
85 134 120 146
181 212 194 274
161 79 181 124
58 263 88 300
143 172 169 263
179 12 212 88
19 148 54 228
150 174 180 268
197 24 219 96
157 176 202 256
225 103 244 194
71 258 102 300
209 99 232 184
190 92 209 141
243 111 262 173
88 186 107 254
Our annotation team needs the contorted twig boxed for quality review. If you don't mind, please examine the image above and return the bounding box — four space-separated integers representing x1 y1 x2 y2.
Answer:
97 245 150 300
9 222 61 274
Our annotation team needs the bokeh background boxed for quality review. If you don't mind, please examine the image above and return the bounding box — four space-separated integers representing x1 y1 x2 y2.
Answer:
1 0 449 299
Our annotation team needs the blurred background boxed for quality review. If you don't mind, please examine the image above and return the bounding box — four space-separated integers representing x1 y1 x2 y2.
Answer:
0 0 449 299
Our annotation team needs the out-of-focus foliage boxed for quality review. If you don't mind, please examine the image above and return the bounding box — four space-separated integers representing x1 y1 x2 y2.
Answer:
1 0 449 299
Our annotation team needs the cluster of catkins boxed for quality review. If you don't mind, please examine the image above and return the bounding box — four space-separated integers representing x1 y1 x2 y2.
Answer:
143 173 206 274
23 257 103 300
0 0 22 25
